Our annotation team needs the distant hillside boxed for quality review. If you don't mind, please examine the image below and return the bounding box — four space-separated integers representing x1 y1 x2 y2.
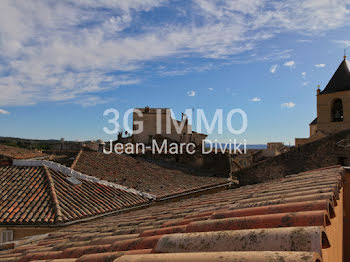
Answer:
0 136 268 151
0 136 75 150
246 144 267 149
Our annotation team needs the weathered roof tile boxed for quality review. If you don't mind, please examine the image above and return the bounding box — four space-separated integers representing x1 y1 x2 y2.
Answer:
0 165 344 262
114 251 322 262
0 166 149 225
72 151 228 198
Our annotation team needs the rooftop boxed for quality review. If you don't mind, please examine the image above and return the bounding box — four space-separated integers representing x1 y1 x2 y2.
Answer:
0 144 47 160
310 117 318 125
47 150 80 167
0 164 149 226
72 151 228 199
0 165 343 261
321 58 350 94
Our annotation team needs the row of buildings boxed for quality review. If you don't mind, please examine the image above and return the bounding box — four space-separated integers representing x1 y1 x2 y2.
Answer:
0 144 349 262
0 56 350 261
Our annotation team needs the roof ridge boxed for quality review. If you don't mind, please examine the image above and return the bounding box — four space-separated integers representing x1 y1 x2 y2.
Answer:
70 149 83 169
12 159 156 200
43 166 63 223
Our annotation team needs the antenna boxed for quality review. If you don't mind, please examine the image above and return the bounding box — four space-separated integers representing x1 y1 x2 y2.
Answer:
192 107 195 131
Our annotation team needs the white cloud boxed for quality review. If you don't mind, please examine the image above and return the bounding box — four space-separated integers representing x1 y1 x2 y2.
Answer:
297 39 312 43
1 0 350 106
74 96 111 107
315 63 326 68
301 72 306 77
302 81 310 86
284 61 295 67
281 102 296 109
161 64 214 76
333 40 350 48
208 87 214 91
270 64 278 73
187 90 196 96
251 97 261 102
0 109 10 114
65 0 167 11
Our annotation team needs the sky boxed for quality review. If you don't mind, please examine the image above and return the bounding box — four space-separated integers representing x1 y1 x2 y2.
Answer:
1 0 350 144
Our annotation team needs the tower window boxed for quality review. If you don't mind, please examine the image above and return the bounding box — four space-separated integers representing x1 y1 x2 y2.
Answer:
331 98 344 122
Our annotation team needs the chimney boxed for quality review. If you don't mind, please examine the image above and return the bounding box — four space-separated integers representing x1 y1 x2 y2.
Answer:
317 85 321 95
97 140 105 152
60 138 65 150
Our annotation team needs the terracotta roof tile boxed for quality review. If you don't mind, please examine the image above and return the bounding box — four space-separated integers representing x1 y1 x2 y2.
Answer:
18 251 63 262
72 151 228 198
154 226 328 253
0 166 149 225
115 251 322 262
75 249 152 262
185 210 330 233
0 165 344 261
211 199 335 219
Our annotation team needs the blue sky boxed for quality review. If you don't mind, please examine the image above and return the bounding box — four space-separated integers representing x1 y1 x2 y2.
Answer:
1 0 350 144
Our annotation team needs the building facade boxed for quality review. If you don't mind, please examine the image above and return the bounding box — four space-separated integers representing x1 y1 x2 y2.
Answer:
296 56 350 146
132 107 207 146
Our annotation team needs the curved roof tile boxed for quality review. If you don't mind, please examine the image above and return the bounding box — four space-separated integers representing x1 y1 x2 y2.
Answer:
0 165 344 262
0 166 149 225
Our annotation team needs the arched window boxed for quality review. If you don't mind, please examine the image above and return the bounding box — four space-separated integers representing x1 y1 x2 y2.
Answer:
331 98 344 122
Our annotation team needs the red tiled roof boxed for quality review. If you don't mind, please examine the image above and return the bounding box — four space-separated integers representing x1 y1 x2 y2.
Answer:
72 151 228 198
0 165 343 261
47 150 80 167
0 144 47 160
0 165 149 225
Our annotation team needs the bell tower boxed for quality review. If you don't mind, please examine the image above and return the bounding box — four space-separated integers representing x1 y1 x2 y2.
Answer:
315 55 350 134
296 55 350 146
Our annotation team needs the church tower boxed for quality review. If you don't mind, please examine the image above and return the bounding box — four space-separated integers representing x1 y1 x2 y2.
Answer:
296 55 350 146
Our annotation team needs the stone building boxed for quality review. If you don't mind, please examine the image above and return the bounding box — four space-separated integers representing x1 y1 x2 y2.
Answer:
296 56 350 146
132 107 207 146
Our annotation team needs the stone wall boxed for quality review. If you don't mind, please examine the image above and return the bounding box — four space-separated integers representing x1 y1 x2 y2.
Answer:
317 90 350 133
0 227 56 242
236 129 350 185
267 142 284 151
295 89 350 146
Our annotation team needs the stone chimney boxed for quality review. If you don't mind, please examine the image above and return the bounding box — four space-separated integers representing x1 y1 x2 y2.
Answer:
317 85 321 95
97 140 105 152
60 138 65 150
